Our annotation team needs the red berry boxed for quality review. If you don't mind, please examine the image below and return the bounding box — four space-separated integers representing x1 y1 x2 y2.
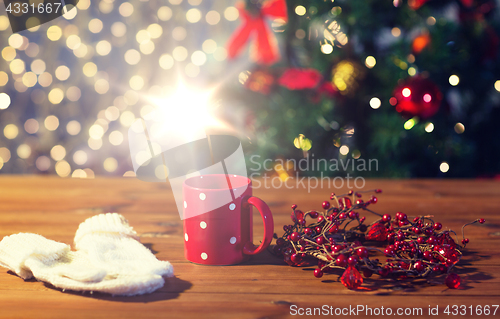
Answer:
304 228 313 236
375 189 382 193
348 211 357 219
479 218 485 224
370 196 378 204
329 225 339 234
330 193 336 200
433 222 442 231
362 269 373 278
332 245 342 253
357 247 369 258
290 253 301 263
316 237 326 245
335 254 348 267
315 226 322 233
414 261 425 272
348 190 354 195
462 238 469 244
445 273 461 289
338 213 347 219
317 216 325 223
382 214 391 222
398 213 407 221
291 204 297 210
356 199 364 205
423 251 433 260
347 255 358 266
276 238 285 246
314 268 324 278
290 232 301 242
322 201 331 209
309 211 319 218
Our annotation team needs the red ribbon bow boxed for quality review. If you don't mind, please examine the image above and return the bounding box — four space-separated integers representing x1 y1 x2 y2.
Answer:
227 0 288 65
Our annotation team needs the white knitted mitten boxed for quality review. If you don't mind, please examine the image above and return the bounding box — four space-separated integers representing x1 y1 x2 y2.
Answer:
0 214 173 296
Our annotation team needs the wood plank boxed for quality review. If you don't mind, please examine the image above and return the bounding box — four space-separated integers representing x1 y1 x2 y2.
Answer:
0 176 499 319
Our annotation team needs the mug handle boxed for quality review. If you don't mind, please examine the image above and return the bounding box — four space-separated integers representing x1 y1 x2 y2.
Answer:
242 196 274 255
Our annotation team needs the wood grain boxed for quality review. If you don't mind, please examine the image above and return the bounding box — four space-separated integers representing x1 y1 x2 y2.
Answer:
0 176 499 318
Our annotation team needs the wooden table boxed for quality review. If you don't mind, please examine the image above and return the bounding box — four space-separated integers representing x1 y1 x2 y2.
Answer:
0 176 498 318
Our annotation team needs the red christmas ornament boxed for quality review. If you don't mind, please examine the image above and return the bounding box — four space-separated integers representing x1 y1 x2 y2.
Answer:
392 76 443 119
365 222 388 241
340 266 363 289
226 0 288 65
445 273 461 289
278 68 323 90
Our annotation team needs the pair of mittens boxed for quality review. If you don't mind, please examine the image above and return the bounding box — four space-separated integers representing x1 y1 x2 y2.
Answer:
0 213 173 296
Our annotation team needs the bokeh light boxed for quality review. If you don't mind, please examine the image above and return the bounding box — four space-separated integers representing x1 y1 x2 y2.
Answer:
0 93 11 109
440 162 449 173
449 75 460 86
4 124 19 139
44 115 60 131
370 97 381 109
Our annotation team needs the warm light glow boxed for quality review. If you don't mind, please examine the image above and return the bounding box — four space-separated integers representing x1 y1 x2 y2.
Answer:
4 124 18 139
158 6 173 21
404 117 418 130
67 121 82 135
147 81 219 142
402 88 411 97
423 93 432 103
55 65 71 80
111 22 127 37
365 56 376 68
0 93 11 110
206 11 220 25
454 122 465 134
408 67 416 76
125 49 141 65
425 122 434 133
55 160 71 177
449 75 460 86
47 26 62 41
104 157 118 172
73 150 88 165
321 44 333 54
295 5 306 16
494 80 500 92
224 7 239 21
391 27 401 37
24 119 39 134
119 2 134 17
202 39 217 54
50 145 66 161
17 144 31 159
186 8 202 23
173 46 188 61
370 97 381 109
45 115 60 131
339 145 349 155
440 162 449 173
36 156 51 171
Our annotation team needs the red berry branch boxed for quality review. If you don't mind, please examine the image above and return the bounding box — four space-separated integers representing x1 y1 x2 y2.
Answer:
272 189 486 290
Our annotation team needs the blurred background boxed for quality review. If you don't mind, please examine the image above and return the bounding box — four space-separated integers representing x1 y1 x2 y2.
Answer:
0 0 499 179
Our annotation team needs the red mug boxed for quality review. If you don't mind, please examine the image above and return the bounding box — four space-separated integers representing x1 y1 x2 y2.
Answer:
183 174 274 265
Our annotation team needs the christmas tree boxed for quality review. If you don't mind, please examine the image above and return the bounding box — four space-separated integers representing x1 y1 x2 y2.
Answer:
0 0 499 178
231 0 500 178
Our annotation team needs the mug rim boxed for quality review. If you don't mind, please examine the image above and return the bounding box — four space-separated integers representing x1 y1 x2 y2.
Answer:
183 174 251 191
